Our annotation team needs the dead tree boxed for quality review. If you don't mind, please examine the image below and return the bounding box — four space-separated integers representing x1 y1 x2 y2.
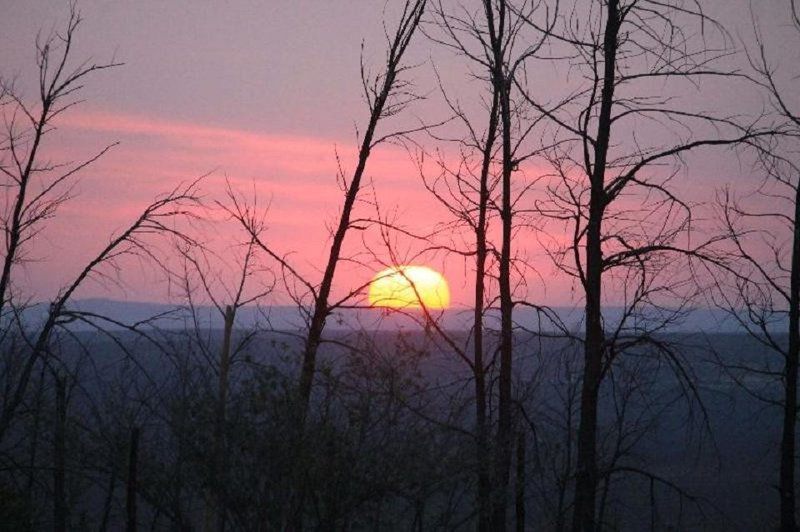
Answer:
0 3 203 447
173 213 273 532
296 0 427 428
425 1 557 527
225 1 428 527
230 0 427 424
53 372 67 532
126 426 139 532
419 8 501 521
711 4 800 528
0 3 120 318
516 1 774 529
487 2 525 524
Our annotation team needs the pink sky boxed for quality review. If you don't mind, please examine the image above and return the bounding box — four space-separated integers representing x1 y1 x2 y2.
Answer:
3 0 792 309
22 108 480 305
19 105 744 309
25 107 577 309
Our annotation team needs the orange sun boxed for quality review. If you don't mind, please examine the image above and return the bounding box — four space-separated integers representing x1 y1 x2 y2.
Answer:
368 265 451 309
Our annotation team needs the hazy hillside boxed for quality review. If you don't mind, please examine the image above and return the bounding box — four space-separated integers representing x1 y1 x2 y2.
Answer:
21 298 767 334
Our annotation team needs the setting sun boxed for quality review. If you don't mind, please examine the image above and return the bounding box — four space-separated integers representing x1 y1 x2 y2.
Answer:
368 265 451 309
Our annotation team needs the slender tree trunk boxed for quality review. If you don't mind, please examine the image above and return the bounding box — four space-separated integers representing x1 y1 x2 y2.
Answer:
573 2 619 531
214 305 235 532
99 468 117 532
515 431 526 532
288 50 398 532
289 5 426 528
53 374 67 532
474 86 500 532
483 2 515 526
127 426 140 532
556 385 574 532
25 364 46 519
597 474 610 528
573 211 603 532
780 180 800 531
413 499 425 532
0 117 47 317
493 72 514 529
649 477 656 531
296 4 422 421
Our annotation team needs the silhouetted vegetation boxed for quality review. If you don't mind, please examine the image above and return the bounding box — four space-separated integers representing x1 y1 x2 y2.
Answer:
2 1 799 531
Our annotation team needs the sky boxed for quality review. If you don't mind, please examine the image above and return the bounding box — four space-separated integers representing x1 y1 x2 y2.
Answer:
1 0 796 309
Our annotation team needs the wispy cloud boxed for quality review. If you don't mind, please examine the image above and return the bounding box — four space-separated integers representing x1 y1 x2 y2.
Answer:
30 108 452 301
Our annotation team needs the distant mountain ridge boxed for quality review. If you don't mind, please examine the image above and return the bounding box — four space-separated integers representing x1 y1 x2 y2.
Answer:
13 298 772 334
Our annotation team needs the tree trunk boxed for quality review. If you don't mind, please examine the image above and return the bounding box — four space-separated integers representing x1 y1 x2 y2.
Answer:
213 304 235 532
556 379 575 532
25 364 46 519
575 197 601 509
780 180 800 531
288 47 397 532
127 426 140 532
289 5 426 527
483 1 515 525
474 85 500 532
99 469 117 532
515 431 526 532
493 74 514 530
0 117 47 317
573 2 619 530
53 374 67 532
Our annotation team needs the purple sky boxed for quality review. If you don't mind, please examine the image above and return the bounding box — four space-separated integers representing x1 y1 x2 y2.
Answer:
1 0 796 307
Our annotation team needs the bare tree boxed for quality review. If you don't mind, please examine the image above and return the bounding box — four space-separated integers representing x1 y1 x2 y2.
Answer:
0 0 202 456
226 1 429 527
0 3 120 318
711 4 800 528
424 1 558 527
230 0 428 422
172 206 274 532
294 0 428 426
0 4 236 514
421 4 502 522
516 1 773 529
486 3 531 524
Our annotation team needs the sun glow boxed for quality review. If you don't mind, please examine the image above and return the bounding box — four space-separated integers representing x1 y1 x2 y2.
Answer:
368 265 451 309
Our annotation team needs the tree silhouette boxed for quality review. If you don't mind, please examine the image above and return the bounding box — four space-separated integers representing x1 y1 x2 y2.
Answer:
227 1 429 527
0 4 203 449
517 1 773 529
712 3 800 527
423 1 558 527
